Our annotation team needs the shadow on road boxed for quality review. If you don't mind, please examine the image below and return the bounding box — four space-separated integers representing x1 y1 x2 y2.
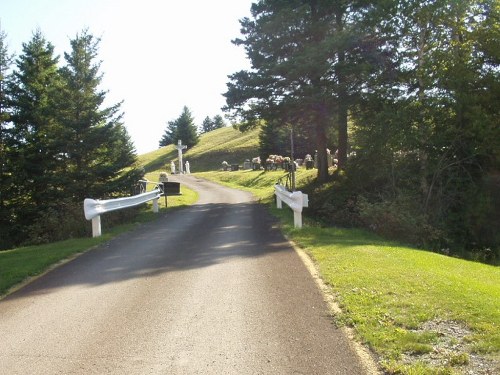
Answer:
3 201 292 300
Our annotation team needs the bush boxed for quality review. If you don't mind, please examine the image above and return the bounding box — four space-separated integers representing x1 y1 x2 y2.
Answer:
357 194 442 247
22 199 140 246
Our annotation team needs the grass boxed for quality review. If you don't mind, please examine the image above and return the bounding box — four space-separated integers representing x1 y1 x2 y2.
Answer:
1 232 118 297
139 126 260 173
197 168 500 375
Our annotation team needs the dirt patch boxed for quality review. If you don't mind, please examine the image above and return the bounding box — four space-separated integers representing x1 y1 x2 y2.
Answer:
402 320 499 374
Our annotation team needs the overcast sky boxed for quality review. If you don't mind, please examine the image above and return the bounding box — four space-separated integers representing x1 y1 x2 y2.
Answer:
0 0 253 154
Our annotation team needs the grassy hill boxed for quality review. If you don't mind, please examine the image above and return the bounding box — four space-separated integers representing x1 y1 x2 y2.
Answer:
138 126 260 174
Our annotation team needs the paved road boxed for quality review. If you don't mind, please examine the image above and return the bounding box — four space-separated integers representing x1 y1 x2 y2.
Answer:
0 175 370 374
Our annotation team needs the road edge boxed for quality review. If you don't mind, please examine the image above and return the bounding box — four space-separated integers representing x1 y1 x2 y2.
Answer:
285 234 382 375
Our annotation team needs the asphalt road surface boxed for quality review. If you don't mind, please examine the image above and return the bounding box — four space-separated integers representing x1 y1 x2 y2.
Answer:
0 175 371 374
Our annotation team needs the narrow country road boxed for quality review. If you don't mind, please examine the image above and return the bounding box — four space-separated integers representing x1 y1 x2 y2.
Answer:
0 175 371 374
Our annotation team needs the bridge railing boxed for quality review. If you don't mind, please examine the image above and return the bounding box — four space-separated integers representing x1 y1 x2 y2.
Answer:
84 181 162 237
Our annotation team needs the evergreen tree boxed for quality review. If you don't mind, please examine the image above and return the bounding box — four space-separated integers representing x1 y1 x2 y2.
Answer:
160 106 199 148
200 116 213 134
8 30 63 211
199 114 225 134
0 27 14 248
60 31 139 200
224 1 386 181
59 30 139 201
159 119 176 147
212 114 225 130
0 27 13 205
175 106 199 148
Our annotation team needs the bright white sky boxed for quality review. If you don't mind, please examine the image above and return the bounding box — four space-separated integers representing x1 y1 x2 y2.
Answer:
0 0 253 154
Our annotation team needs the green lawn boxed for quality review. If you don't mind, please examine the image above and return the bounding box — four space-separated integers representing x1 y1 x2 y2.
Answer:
198 169 500 375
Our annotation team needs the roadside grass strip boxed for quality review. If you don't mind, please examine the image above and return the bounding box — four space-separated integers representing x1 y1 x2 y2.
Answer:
287 226 500 374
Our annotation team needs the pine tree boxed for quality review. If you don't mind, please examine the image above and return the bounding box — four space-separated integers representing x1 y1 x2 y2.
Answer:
0 27 15 249
8 29 63 210
200 116 213 134
160 106 199 148
224 1 385 181
175 106 199 148
59 30 140 200
159 120 176 147
212 114 225 130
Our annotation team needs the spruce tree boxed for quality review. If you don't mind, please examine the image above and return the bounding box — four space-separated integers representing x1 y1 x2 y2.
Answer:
212 115 225 130
0 27 14 248
200 116 213 134
160 106 199 148
59 30 140 200
8 30 63 210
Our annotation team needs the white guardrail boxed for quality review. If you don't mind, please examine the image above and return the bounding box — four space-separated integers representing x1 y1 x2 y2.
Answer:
84 186 162 237
274 184 309 228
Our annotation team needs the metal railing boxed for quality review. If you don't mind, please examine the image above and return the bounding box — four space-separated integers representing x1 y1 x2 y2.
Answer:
84 180 162 237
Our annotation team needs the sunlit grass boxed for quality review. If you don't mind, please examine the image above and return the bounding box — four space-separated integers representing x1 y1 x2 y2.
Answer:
197 168 500 374
138 126 260 173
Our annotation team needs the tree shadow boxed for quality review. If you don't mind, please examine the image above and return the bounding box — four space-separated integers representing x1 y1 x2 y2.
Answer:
2 201 292 300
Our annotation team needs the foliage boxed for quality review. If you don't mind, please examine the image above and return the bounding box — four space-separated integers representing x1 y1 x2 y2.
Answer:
199 114 226 134
58 29 140 201
226 0 499 255
0 29 140 249
0 27 15 248
159 106 199 148
224 1 391 181
258 120 315 164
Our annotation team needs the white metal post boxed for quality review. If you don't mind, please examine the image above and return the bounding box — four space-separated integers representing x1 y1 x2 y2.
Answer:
91 215 101 237
294 211 302 228
153 198 159 213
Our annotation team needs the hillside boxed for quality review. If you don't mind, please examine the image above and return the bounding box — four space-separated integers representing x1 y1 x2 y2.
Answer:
138 126 260 174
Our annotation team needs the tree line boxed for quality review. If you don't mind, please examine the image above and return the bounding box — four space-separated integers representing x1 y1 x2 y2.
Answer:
223 0 499 260
0 28 141 249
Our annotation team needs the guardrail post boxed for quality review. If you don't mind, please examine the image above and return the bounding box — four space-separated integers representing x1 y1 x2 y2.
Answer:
153 198 159 213
276 195 282 209
294 211 302 228
274 184 308 229
92 216 101 238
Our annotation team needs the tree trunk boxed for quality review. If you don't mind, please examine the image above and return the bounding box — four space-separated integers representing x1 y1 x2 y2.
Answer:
335 6 348 170
337 100 348 169
315 121 329 183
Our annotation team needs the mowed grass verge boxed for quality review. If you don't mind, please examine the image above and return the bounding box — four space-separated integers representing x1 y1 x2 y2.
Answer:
198 168 500 375
0 187 198 298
